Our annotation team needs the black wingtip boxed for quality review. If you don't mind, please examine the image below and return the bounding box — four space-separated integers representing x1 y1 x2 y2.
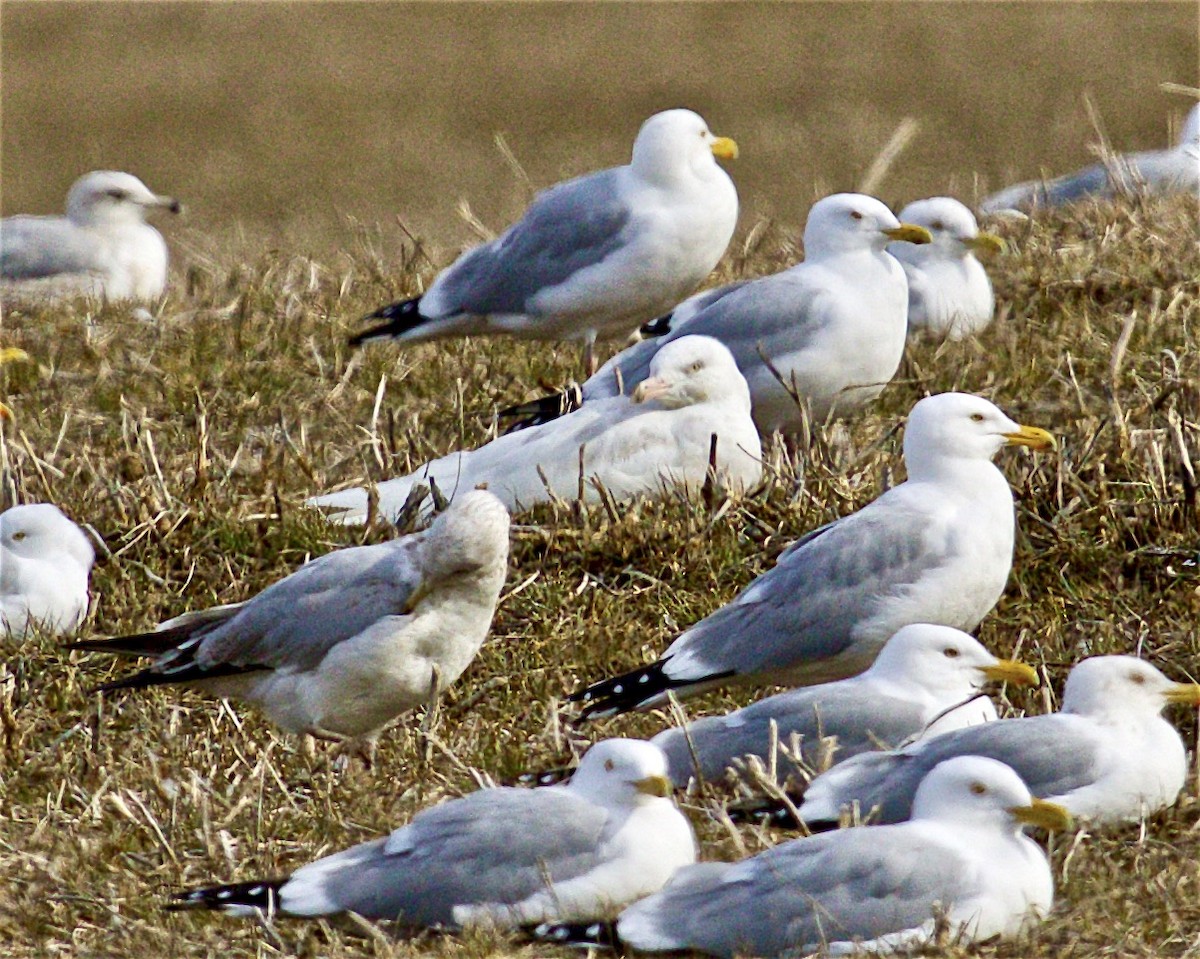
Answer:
509 764 575 788
166 878 285 913
496 384 584 435
527 919 619 951
724 794 828 831
569 661 737 720
639 312 674 338
349 297 425 347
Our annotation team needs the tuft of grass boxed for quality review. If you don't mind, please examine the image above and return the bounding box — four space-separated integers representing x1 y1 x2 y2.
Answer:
1 195 1198 957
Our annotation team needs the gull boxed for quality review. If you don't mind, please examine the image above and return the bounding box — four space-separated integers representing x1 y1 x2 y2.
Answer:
1 170 180 302
981 102 1200 213
534 756 1069 957
307 336 762 525
70 491 509 754
169 738 697 929
350 109 739 373
889 197 1004 340
1 503 95 639
652 624 1037 786
571 392 1055 718
500 192 933 435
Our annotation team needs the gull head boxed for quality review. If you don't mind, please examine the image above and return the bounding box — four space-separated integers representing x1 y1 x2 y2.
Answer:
630 109 738 185
66 171 181 228
902 392 1055 477
418 489 510 584
1062 655 1200 720
912 756 1072 833
632 335 749 411
0 503 95 572
802 193 931 259
568 738 675 807
894 197 1005 261
871 624 1037 697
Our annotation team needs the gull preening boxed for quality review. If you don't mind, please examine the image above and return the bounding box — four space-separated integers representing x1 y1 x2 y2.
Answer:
169 739 696 928
536 756 1068 957
307 336 762 524
889 197 1003 340
350 108 739 373
502 192 932 435
0 170 180 302
71 491 510 753
651 624 1037 786
0 503 95 639
572 392 1054 718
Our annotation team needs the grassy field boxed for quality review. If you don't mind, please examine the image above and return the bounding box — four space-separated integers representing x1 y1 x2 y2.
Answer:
3 3 1200 958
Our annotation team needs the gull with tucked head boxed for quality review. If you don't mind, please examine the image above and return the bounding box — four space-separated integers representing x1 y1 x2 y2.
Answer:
350 108 739 374
169 738 697 929
307 335 762 524
572 392 1055 718
1 170 180 302
1 503 95 640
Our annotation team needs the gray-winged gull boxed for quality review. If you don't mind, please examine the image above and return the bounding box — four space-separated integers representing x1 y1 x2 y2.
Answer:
71 491 510 753
169 738 697 928
307 336 762 525
350 108 739 373
535 756 1068 957
1 504 95 639
1 171 180 301
652 624 1037 786
571 392 1055 718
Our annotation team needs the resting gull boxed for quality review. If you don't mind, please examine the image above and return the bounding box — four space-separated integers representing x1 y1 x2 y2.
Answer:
71 491 509 754
1 170 180 302
1 503 95 639
535 756 1068 957
350 108 739 373
169 738 696 928
307 336 762 525
652 623 1037 786
500 192 932 435
571 392 1054 718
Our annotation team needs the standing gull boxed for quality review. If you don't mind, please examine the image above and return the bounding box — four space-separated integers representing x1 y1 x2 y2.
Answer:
351 108 739 373
307 336 762 525
535 756 1068 957
981 102 1200 213
169 739 697 928
1 171 180 302
571 392 1055 718
0 503 95 639
652 624 1037 786
786 655 1200 828
501 193 932 435
889 197 1003 340
71 491 509 754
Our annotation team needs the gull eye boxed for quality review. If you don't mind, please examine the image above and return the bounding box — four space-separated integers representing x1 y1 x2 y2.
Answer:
12 531 27 542
943 647 960 658
689 361 704 373
1129 672 1146 685
931 220 944 230
970 782 987 795
604 759 615 772
970 413 985 422
850 211 864 220
106 189 129 201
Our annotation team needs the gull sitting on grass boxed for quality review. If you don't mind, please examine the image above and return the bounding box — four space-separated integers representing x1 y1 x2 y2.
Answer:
70 490 509 759
350 108 739 374
888 197 1004 341
307 336 762 524
500 192 932 436
169 739 697 930
0 503 95 639
652 624 1037 787
0 170 180 302
534 756 1068 957
571 392 1054 718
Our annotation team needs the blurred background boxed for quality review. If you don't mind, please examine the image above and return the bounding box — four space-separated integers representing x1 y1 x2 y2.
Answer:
2 2 1197 258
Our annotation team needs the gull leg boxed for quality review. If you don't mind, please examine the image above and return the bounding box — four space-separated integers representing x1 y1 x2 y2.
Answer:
582 332 598 378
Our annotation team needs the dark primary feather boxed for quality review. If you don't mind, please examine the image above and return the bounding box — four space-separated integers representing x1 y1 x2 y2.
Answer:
167 878 286 913
350 297 426 346
569 660 736 720
528 918 619 949
496 383 584 434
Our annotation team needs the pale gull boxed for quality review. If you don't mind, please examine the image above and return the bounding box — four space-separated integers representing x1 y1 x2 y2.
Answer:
790 655 1200 829
306 336 762 525
0 503 95 639
981 102 1200 213
1 171 180 302
350 108 739 373
889 197 1003 340
500 193 932 435
535 756 1067 957
571 392 1055 718
169 738 697 929
71 491 509 754
652 624 1037 786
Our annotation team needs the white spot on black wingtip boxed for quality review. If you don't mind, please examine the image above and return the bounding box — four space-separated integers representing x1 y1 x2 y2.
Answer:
638 672 650 684
582 691 594 702
247 885 263 896
216 890 233 900
612 684 623 695
587 923 602 937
